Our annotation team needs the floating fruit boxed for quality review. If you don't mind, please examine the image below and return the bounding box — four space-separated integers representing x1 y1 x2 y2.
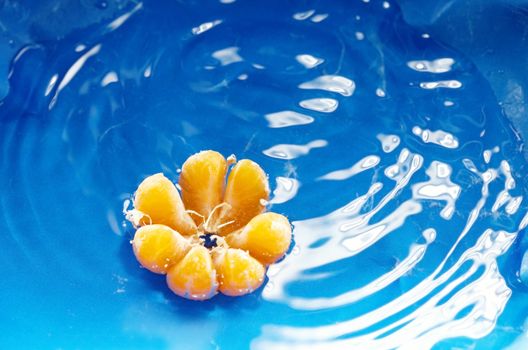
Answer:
179 150 227 225
226 212 292 265
166 245 219 301
132 224 190 274
125 151 292 301
219 159 270 235
133 173 196 235
214 248 265 296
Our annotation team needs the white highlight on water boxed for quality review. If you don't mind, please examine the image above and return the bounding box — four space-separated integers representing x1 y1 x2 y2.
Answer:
45 74 58 96
319 155 380 181
293 10 315 20
420 80 462 89
412 161 461 219
491 161 523 215
263 149 424 306
384 148 423 181
296 54 325 69
192 19 222 35
144 65 152 78
101 71 119 86
377 134 400 153
256 230 515 350
270 177 300 205
407 58 455 73
212 47 243 66
299 75 356 97
263 140 328 160
299 98 338 113
376 88 386 97
49 44 102 109
412 126 459 149
311 14 329 23
107 2 143 31
483 146 500 164
255 145 524 349
265 111 314 128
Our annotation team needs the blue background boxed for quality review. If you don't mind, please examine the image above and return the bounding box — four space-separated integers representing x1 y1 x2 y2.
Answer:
1 1 528 349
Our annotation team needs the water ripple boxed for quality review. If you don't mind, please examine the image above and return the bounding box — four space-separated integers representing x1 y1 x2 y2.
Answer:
0 0 527 349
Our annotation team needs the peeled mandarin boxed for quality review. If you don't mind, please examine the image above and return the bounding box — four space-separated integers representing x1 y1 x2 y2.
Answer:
166 245 218 300
179 150 227 224
218 159 270 235
226 212 291 265
132 224 190 274
134 173 197 235
214 248 265 296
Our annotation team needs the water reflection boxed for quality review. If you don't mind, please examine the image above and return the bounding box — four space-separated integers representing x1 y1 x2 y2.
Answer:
299 75 355 97
407 58 455 73
265 111 314 128
263 140 328 160
258 144 522 349
412 126 459 149
296 54 324 68
0 0 527 349
419 80 462 89
299 98 338 113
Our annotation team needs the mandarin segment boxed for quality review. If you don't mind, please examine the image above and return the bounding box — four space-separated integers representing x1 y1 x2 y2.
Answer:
226 212 292 265
218 159 270 235
134 173 197 235
166 245 218 300
132 224 190 274
214 248 265 296
179 150 227 225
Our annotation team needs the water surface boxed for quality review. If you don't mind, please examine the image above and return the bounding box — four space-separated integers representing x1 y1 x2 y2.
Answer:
1 0 528 349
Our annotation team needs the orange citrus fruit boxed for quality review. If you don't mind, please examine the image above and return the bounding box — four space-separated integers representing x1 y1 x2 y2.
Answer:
166 245 218 300
226 212 291 265
134 173 196 235
214 248 265 296
132 224 190 274
127 151 292 301
179 150 227 225
219 159 269 235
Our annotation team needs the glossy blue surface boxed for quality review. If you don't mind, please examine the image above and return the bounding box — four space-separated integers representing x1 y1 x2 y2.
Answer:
1 1 528 349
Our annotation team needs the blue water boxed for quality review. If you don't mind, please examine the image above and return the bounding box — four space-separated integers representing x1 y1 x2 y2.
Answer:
1 0 528 349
